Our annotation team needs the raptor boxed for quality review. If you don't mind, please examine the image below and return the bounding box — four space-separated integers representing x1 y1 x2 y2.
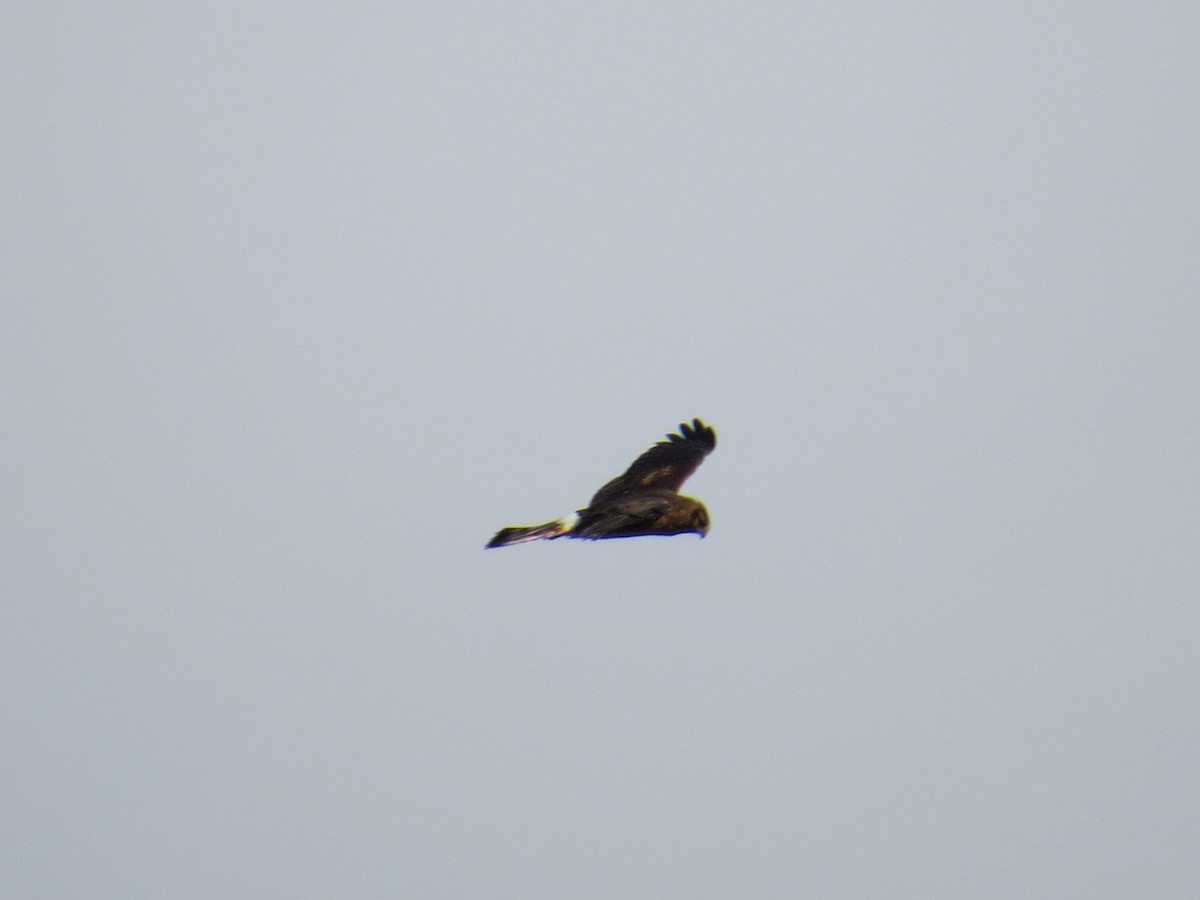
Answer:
486 418 716 548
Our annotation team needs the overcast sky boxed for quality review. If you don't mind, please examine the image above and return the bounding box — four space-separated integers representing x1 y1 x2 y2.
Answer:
4 2 1199 898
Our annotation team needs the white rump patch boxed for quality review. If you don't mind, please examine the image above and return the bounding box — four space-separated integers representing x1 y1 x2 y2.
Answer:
556 512 580 531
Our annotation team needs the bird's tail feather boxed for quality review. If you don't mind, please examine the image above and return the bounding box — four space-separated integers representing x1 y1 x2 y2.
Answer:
485 513 578 549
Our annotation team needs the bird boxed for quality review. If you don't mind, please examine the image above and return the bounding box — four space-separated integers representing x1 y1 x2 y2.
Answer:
486 418 716 548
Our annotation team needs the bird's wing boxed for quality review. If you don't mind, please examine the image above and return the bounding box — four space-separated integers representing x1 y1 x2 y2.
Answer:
588 418 716 506
573 495 673 538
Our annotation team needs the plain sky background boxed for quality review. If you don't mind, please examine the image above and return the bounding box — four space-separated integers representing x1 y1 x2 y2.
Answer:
4 2 1198 898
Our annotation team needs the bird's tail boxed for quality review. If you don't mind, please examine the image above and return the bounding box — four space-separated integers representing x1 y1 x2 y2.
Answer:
485 513 579 549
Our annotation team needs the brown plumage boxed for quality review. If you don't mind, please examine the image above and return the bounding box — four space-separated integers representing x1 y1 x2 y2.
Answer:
486 418 717 548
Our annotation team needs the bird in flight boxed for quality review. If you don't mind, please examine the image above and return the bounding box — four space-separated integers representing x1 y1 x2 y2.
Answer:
486 418 716 548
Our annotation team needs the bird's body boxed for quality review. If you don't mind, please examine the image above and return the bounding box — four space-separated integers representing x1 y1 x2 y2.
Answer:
486 419 716 548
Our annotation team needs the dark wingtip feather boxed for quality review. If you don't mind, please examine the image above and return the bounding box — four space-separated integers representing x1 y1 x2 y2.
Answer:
685 418 716 451
660 418 716 451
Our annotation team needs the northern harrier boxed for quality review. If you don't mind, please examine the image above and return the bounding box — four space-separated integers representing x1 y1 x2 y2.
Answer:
486 418 716 548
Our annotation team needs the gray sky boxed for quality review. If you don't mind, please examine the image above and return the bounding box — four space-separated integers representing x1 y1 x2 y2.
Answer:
4 2 1198 898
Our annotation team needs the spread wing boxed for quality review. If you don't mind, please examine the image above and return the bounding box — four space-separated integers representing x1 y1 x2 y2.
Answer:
588 418 716 506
